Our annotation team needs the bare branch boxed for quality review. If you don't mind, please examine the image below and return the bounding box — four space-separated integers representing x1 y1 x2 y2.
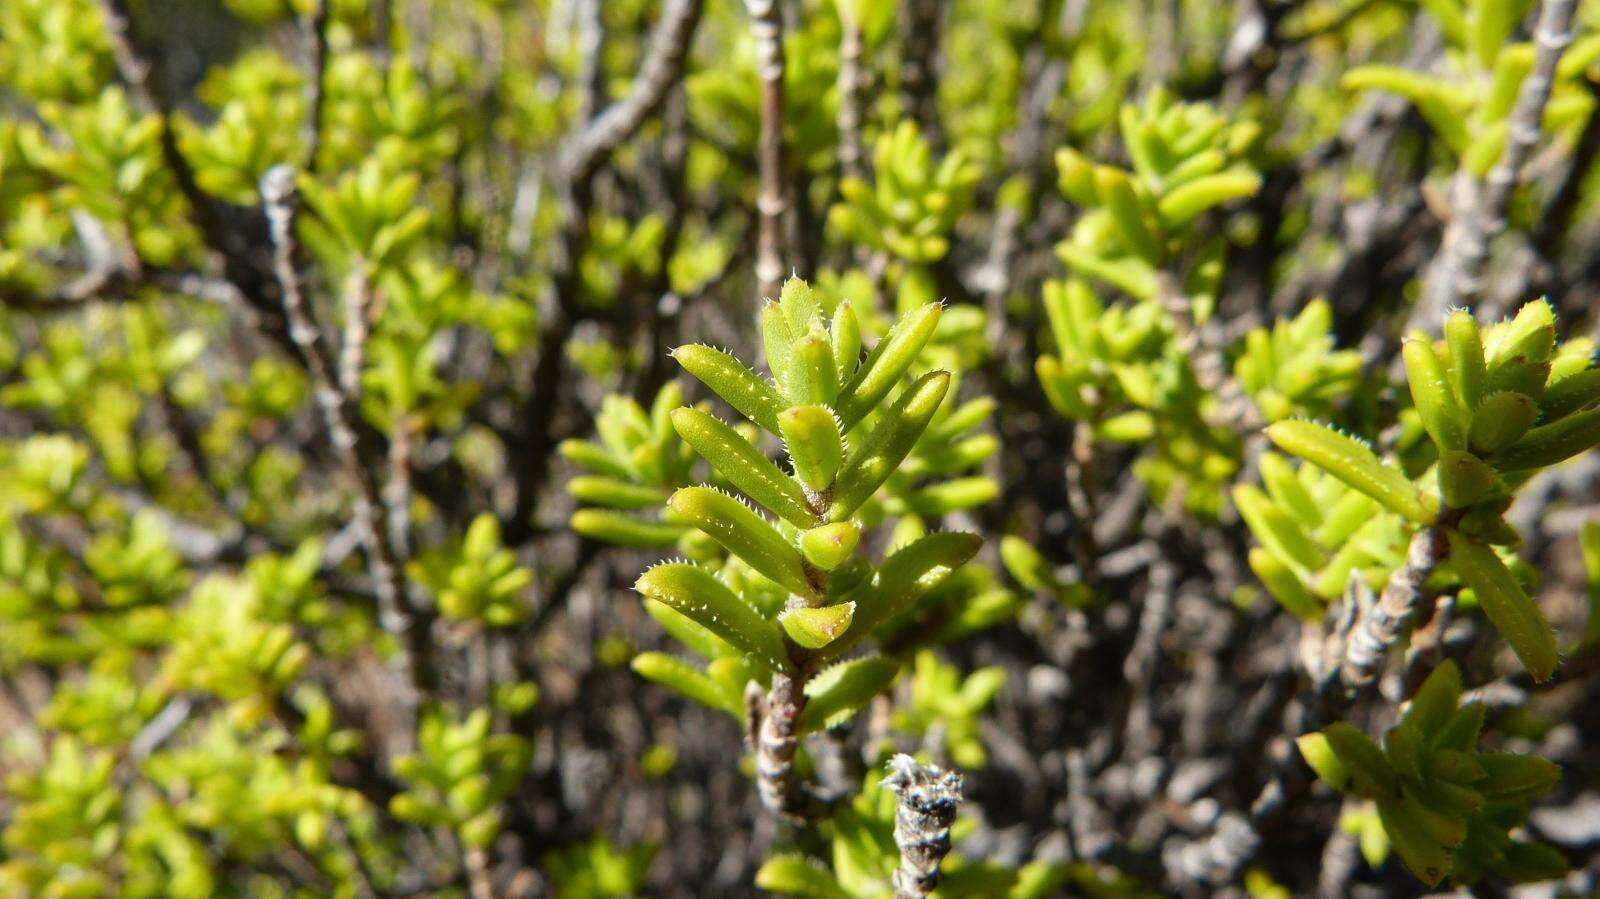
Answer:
883 754 963 898
746 0 787 301
1416 0 1578 324
261 165 432 746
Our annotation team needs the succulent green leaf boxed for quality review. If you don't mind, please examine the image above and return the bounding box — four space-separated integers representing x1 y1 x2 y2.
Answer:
1405 659 1463 738
1436 450 1501 508
823 531 982 659
755 852 850 897
1403 335 1468 452
673 344 785 433
570 510 682 548
667 487 813 596
778 602 856 649
1449 533 1559 682
1445 311 1487 411
1094 166 1162 262
761 302 800 403
1322 722 1400 797
1259 453 1321 529
1430 749 1486 783
1155 170 1261 229
1434 703 1487 752
642 599 734 660
1249 547 1322 619
836 302 943 428
631 652 742 716
1375 798 1454 887
1476 752 1561 803
1468 392 1538 453
1234 484 1325 571
1489 404 1600 472
1539 368 1600 422
1266 420 1435 523
568 476 665 510
670 408 815 527
1486 300 1555 370
635 562 790 671
832 302 862 382
800 522 860 571
830 371 951 519
779 405 845 492
793 329 839 406
1296 732 1349 791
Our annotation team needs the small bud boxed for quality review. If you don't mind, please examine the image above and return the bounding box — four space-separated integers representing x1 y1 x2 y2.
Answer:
778 602 855 649
800 522 860 570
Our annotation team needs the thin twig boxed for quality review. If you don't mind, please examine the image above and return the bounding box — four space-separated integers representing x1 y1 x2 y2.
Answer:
302 0 333 171
1417 0 1578 324
1339 524 1449 693
261 166 431 742
836 9 868 183
883 754 963 899
746 0 787 301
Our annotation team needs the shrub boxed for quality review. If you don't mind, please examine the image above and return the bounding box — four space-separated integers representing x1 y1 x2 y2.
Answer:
1 0 1599 895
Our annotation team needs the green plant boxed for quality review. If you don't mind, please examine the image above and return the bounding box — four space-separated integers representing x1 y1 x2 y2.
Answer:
1298 661 1562 885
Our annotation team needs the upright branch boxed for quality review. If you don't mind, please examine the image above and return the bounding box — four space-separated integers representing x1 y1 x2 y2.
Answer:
746 0 787 300
883 754 963 899
261 166 430 741
1416 0 1577 324
301 0 333 171
339 267 375 400
836 7 868 183
750 673 811 822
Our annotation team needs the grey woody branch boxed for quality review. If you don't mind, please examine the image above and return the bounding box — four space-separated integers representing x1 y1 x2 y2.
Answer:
1416 0 1577 325
561 0 704 185
1338 524 1449 693
883 754 963 899
261 166 433 745
750 673 812 822
745 0 788 302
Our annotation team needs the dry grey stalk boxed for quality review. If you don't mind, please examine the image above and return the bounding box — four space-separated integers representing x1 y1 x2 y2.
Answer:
748 673 811 822
883 754 964 898
561 0 704 184
745 0 787 301
339 266 374 400
1338 524 1448 693
836 10 868 183
1416 0 1577 325
261 165 428 738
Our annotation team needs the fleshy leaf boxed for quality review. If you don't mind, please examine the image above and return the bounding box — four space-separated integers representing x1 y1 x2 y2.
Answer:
1266 420 1435 523
835 302 943 428
668 487 813 596
829 371 951 519
1449 533 1559 682
635 562 790 671
673 344 785 433
671 408 815 527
